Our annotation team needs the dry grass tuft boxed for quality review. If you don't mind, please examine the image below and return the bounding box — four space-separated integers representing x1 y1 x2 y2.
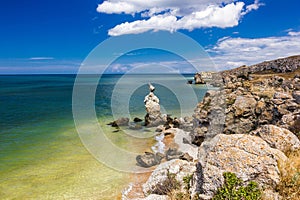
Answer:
277 150 300 200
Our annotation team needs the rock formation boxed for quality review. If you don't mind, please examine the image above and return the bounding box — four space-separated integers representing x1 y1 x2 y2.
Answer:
125 55 300 200
142 159 196 195
144 83 164 127
136 152 164 168
107 117 129 127
194 133 288 198
194 72 206 84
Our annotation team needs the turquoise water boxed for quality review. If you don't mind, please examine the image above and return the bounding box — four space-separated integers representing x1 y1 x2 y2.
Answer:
0 74 207 199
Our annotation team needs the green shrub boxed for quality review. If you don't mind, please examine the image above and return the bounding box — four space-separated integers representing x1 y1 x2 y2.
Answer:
183 174 193 190
213 172 261 200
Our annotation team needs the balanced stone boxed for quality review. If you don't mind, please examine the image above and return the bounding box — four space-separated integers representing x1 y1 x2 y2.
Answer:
144 83 163 127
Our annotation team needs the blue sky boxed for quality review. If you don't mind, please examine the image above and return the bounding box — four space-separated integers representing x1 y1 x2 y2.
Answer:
0 0 300 74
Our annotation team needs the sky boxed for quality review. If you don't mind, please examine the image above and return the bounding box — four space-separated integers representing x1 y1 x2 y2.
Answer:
0 0 300 74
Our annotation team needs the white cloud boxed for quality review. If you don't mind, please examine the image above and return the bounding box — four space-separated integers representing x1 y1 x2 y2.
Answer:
244 0 263 14
29 57 54 61
97 0 262 36
288 31 300 36
208 31 300 70
106 60 197 74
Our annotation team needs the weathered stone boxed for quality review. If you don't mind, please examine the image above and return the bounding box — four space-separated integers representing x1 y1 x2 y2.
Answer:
262 189 282 200
132 194 170 200
255 99 265 114
144 83 163 127
108 117 129 127
233 96 257 116
251 125 300 153
272 99 285 105
274 92 292 100
285 99 299 111
136 152 164 168
143 160 196 195
165 148 183 161
194 134 287 198
179 153 193 162
194 72 206 84
133 117 143 122
224 116 257 134
277 104 290 115
129 123 143 130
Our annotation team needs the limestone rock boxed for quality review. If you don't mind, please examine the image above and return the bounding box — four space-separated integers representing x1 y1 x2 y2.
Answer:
132 194 170 200
262 189 282 200
143 159 196 195
194 134 287 198
233 96 257 117
179 153 194 162
194 72 206 84
251 125 300 153
144 83 163 127
274 92 292 100
292 90 300 104
165 148 183 161
136 152 164 168
108 117 129 127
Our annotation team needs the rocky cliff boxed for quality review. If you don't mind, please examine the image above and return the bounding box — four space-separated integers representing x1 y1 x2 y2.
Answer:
125 55 300 200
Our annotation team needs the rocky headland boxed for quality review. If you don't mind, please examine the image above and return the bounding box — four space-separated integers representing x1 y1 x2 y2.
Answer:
120 55 300 200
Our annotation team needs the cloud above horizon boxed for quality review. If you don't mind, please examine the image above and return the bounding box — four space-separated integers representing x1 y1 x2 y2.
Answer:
97 0 262 36
106 31 300 73
208 31 300 69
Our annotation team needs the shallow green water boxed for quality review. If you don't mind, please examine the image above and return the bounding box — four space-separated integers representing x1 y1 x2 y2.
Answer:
0 74 208 199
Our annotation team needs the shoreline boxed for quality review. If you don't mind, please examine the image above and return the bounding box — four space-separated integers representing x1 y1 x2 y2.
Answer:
121 55 300 200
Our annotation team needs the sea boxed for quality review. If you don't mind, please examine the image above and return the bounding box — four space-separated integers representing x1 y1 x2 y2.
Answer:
0 74 209 199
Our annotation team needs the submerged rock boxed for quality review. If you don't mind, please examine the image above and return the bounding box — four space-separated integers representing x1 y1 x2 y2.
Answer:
187 80 193 84
107 117 129 127
136 152 164 168
133 117 143 122
129 123 143 130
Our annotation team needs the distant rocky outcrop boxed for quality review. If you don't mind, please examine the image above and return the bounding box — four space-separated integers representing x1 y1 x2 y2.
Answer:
194 72 206 84
221 55 300 79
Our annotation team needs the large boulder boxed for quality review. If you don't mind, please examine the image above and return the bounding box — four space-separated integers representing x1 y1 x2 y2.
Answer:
193 134 287 198
251 125 300 153
143 159 196 195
